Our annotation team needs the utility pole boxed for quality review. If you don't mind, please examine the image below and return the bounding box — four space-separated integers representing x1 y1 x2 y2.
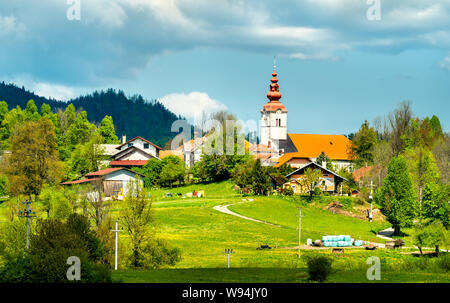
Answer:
110 220 123 271
369 180 373 223
224 249 235 268
298 208 301 258
18 200 36 249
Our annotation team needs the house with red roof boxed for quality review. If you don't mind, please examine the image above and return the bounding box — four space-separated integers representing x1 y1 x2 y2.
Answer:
61 167 145 198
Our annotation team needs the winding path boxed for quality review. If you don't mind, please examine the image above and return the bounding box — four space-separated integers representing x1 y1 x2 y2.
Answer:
213 203 280 227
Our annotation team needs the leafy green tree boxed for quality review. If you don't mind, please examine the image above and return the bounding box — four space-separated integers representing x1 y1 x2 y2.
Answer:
299 168 322 198
422 184 450 228
429 115 443 138
159 156 185 187
120 181 180 269
2 118 63 199
134 158 164 188
413 221 447 255
351 120 378 166
39 186 73 219
404 147 439 210
67 133 106 180
98 115 119 144
66 111 96 146
24 100 40 121
374 156 418 235
251 159 271 195
0 105 25 149
315 152 337 172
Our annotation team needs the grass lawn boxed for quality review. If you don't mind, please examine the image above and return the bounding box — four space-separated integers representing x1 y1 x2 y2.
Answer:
1 181 448 283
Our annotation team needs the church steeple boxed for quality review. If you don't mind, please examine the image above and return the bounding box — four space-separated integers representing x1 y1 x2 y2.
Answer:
260 59 288 148
261 60 287 113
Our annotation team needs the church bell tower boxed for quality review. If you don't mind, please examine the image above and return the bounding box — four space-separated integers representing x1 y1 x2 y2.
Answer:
260 62 287 150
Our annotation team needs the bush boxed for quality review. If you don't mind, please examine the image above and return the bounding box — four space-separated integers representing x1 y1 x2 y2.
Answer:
313 187 322 196
284 186 294 196
306 255 333 282
0 214 111 283
436 253 450 272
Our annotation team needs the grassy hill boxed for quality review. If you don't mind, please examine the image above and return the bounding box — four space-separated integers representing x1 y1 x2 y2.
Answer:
1 181 447 283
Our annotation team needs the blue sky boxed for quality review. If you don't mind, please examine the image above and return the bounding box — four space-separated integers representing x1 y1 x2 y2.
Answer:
0 0 449 135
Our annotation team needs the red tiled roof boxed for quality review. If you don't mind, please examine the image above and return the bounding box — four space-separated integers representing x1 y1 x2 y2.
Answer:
110 160 148 166
61 178 101 185
85 167 123 177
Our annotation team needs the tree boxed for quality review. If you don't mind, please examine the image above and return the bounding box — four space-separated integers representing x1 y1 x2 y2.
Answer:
251 159 271 195
413 221 447 255
2 118 63 199
351 120 378 166
371 141 392 187
315 152 337 172
67 133 106 180
422 183 450 228
97 115 119 144
134 158 164 188
404 147 439 212
24 100 40 121
66 110 95 147
432 134 449 185
38 186 72 219
374 156 418 235
388 101 413 156
299 168 322 198
121 181 154 268
0 214 111 283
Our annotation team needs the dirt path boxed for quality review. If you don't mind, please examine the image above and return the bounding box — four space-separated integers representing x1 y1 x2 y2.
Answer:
213 203 280 227
376 227 394 240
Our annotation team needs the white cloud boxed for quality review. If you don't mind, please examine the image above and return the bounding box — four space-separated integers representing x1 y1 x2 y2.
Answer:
440 56 450 71
159 92 227 121
0 15 26 36
1 75 78 101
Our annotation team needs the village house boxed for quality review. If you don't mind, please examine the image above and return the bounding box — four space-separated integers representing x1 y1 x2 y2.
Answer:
99 135 162 168
61 167 145 198
284 162 347 195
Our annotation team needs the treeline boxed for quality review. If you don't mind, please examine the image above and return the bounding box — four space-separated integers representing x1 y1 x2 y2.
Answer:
0 99 121 198
0 82 185 147
349 101 448 246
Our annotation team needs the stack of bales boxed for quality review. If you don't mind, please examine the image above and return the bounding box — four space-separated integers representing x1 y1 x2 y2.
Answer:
322 235 353 247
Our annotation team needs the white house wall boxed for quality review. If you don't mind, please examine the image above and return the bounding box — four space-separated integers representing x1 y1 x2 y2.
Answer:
118 138 157 157
104 170 144 195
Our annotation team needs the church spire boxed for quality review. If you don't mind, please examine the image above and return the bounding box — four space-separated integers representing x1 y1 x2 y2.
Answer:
261 58 286 113
266 57 282 102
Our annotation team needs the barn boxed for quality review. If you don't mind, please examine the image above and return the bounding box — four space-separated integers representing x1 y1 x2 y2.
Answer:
61 167 145 197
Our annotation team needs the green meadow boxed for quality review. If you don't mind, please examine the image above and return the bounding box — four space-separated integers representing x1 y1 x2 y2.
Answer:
1 181 448 283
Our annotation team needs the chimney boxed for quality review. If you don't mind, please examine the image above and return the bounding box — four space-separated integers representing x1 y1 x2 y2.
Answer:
322 160 327 169
122 134 126 144
268 141 271 148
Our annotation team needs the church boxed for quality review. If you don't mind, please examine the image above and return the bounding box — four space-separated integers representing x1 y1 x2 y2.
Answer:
258 65 353 170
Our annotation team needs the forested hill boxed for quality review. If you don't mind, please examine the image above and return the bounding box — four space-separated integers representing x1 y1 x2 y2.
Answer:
0 82 185 147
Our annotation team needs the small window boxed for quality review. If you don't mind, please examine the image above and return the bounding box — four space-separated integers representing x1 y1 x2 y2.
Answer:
143 143 149 149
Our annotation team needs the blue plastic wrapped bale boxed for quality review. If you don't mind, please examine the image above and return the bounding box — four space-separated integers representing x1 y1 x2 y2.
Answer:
354 240 363 246
346 241 353 246
339 235 345 241
322 236 329 242
343 235 351 241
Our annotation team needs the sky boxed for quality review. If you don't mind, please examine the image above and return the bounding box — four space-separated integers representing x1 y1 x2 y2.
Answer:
0 0 449 135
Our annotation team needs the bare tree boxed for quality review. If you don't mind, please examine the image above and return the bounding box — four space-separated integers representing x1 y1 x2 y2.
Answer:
388 101 413 156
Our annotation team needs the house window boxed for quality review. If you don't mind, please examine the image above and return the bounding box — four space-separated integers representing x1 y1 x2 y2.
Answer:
143 143 149 149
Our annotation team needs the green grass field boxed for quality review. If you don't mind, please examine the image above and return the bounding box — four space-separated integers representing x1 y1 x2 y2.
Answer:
1 181 448 283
